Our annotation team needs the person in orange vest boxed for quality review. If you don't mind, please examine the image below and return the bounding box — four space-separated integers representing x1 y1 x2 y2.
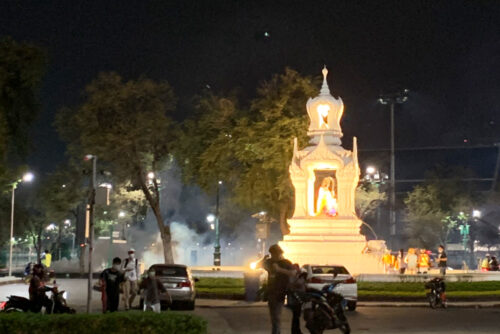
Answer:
418 249 430 274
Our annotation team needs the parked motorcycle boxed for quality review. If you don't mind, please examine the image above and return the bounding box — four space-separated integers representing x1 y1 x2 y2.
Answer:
0 283 75 314
293 281 351 334
425 277 447 309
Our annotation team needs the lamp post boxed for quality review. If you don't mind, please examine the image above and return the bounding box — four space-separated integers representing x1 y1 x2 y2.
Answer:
214 181 222 266
378 90 408 243
8 172 34 277
84 154 97 314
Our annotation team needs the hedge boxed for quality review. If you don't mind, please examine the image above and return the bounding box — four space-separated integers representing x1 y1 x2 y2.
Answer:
0 311 207 334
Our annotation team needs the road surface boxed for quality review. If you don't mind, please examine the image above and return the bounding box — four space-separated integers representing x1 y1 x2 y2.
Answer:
1 279 499 333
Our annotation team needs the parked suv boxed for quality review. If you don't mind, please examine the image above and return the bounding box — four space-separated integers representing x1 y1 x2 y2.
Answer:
302 264 358 311
140 264 197 310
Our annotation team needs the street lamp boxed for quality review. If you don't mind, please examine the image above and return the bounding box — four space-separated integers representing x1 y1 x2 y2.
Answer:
378 89 409 241
8 172 34 277
214 181 223 266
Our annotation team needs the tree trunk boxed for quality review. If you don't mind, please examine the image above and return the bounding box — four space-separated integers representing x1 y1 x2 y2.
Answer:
279 202 290 235
138 173 174 264
36 226 42 264
56 221 63 260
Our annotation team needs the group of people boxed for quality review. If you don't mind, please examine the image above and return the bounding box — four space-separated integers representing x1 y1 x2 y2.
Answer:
99 248 170 313
480 254 499 271
383 245 448 275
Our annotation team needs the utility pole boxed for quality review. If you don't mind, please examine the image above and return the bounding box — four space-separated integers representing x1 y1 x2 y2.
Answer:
85 155 97 314
378 90 408 246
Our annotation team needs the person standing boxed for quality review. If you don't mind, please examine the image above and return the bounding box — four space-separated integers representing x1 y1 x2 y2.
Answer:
41 249 52 268
139 268 170 313
262 244 296 334
397 249 406 274
100 257 125 313
437 245 448 275
405 248 418 275
122 248 139 310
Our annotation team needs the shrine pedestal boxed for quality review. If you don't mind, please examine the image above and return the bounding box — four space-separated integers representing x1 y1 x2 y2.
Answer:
279 217 384 274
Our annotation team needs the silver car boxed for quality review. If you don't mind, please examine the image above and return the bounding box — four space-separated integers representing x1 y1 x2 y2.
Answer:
140 264 197 310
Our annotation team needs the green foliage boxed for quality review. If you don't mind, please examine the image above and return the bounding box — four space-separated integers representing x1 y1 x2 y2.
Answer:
176 68 319 234
404 166 478 249
0 37 46 163
55 72 178 263
0 312 207 334
355 183 386 219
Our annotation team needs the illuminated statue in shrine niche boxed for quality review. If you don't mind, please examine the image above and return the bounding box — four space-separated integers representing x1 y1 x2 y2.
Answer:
315 177 338 217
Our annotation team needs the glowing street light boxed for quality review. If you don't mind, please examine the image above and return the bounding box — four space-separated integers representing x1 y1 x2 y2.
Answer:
472 210 481 219
147 172 155 180
206 214 215 223
118 211 126 218
8 172 34 277
366 166 376 175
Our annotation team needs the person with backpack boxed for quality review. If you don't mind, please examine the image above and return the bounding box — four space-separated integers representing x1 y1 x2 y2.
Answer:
262 244 297 334
122 248 139 310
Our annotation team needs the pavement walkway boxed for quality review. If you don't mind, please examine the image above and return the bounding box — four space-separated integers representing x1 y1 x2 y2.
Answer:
196 298 500 308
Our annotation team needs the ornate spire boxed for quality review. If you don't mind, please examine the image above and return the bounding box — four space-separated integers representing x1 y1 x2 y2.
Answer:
320 65 331 96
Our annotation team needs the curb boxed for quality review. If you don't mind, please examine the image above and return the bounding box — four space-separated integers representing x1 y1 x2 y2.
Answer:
0 279 23 286
196 302 500 309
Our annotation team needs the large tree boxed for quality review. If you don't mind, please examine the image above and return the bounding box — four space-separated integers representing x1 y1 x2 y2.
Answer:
0 37 45 169
177 69 318 235
404 167 478 249
55 73 178 263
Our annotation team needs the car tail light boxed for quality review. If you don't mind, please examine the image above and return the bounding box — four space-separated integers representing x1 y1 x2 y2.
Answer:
179 281 192 288
0 301 6 310
344 277 356 284
310 277 325 284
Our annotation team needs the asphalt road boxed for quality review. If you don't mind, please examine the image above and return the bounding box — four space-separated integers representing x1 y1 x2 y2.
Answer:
2 279 500 333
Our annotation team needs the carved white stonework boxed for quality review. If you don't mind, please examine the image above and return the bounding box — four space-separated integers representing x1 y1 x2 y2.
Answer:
280 67 385 274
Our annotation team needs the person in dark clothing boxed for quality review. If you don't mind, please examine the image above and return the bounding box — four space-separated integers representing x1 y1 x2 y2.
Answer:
29 264 53 313
262 244 297 334
139 268 170 312
489 256 499 271
100 257 125 313
437 245 447 276
287 264 307 334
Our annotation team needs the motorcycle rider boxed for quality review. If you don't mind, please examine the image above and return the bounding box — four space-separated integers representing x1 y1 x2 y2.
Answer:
29 264 53 313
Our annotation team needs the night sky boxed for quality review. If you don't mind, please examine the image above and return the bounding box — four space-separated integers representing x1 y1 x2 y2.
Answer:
1 1 499 185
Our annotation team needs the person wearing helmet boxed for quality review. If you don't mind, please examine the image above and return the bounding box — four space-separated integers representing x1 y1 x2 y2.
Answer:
262 244 297 334
122 248 139 310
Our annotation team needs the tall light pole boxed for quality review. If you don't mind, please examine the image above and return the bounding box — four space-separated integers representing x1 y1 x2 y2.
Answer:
214 181 222 266
8 172 34 277
84 154 97 314
378 90 408 244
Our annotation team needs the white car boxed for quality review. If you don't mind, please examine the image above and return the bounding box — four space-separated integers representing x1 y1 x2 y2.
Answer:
302 264 358 311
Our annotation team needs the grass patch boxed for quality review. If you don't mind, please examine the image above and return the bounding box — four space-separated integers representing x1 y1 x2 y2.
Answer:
194 277 500 299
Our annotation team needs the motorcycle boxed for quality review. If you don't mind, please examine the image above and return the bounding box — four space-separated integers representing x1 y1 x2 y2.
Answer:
0 283 75 314
292 281 351 334
425 277 447 309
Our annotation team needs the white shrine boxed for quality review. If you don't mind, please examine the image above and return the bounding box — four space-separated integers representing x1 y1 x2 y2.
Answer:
279 67 385 274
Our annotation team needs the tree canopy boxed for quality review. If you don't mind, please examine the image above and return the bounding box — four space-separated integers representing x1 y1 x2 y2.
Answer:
55 72 178 263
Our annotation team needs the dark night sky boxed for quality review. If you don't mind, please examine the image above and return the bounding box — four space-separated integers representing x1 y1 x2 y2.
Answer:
1 0 499 184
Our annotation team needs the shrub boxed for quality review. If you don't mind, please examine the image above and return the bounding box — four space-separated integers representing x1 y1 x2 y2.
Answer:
0 311 207 334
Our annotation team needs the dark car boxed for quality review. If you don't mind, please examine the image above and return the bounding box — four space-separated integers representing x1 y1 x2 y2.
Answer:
140 264 197 310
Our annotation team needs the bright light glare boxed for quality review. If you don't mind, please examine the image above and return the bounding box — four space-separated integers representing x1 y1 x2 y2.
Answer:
210 223 215 230
119 211 126 218
206 214 216 223
259 211 266 216
473 210 481 218
64 219 71 225
250 261 258 270
46 223 56 231
22 172 34 182
317 104 330 117
99 183 112 189
366 166 376 175
147 172 155 179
